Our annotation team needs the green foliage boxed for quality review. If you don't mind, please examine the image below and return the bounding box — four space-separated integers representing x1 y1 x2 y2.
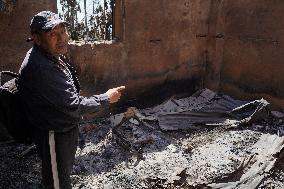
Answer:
59 0 113 41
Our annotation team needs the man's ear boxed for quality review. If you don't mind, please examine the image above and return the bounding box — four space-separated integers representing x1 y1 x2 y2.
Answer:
33 34 41 46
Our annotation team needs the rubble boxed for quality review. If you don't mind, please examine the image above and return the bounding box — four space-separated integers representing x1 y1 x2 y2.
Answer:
142 89 269 131
208 134 284 189
1 89 284 189
271 111 284 119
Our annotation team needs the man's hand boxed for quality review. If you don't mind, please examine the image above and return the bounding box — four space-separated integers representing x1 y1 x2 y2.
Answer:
105 86 125 103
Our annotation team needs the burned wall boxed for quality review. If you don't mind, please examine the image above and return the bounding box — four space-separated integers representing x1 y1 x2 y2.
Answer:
73 0 284 108
205 0 284 108
1 0 284 108
70 0 211 105
0 0 56 72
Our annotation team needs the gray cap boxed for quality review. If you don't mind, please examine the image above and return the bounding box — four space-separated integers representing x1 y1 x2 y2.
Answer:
30 11 68 35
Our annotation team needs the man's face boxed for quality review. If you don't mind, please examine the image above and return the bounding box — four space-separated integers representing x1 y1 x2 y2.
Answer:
35 24 69 57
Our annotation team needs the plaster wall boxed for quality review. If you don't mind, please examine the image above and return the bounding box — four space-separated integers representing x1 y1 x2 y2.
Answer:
1 0 284 108
71 0 211 105
0 0 56 72
205 0 284 108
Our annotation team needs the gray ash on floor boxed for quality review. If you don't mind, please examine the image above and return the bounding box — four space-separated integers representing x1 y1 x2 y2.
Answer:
1 115 284 189
0 143 41 189
1 89 284 189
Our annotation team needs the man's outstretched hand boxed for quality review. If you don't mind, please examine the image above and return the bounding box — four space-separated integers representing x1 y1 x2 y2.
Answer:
105 86 126 103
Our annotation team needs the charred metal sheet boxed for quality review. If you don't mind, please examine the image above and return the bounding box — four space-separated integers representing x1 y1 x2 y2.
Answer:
157 89 269 130
208 134 284 189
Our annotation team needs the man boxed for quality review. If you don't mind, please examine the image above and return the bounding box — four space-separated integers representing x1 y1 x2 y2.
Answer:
18 11 125 189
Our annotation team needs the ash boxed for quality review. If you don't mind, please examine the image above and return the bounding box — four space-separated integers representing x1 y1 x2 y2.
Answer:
1 89 284 189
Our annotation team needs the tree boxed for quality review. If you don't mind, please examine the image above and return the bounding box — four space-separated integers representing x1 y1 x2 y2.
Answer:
59 0 113 41
59 0 81 40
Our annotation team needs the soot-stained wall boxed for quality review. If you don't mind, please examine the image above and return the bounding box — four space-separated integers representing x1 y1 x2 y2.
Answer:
70 0 211 105
205 0 284 108
0 0 56 72
1 0 284 108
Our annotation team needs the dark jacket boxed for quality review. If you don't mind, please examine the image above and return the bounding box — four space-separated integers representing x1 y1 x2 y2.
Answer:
18 45 109 132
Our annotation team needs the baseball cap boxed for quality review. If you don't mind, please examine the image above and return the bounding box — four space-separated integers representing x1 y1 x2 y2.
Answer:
30 11 69 35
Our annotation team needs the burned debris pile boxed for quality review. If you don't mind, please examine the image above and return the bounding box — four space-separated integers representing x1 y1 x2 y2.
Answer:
1 89 284 189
